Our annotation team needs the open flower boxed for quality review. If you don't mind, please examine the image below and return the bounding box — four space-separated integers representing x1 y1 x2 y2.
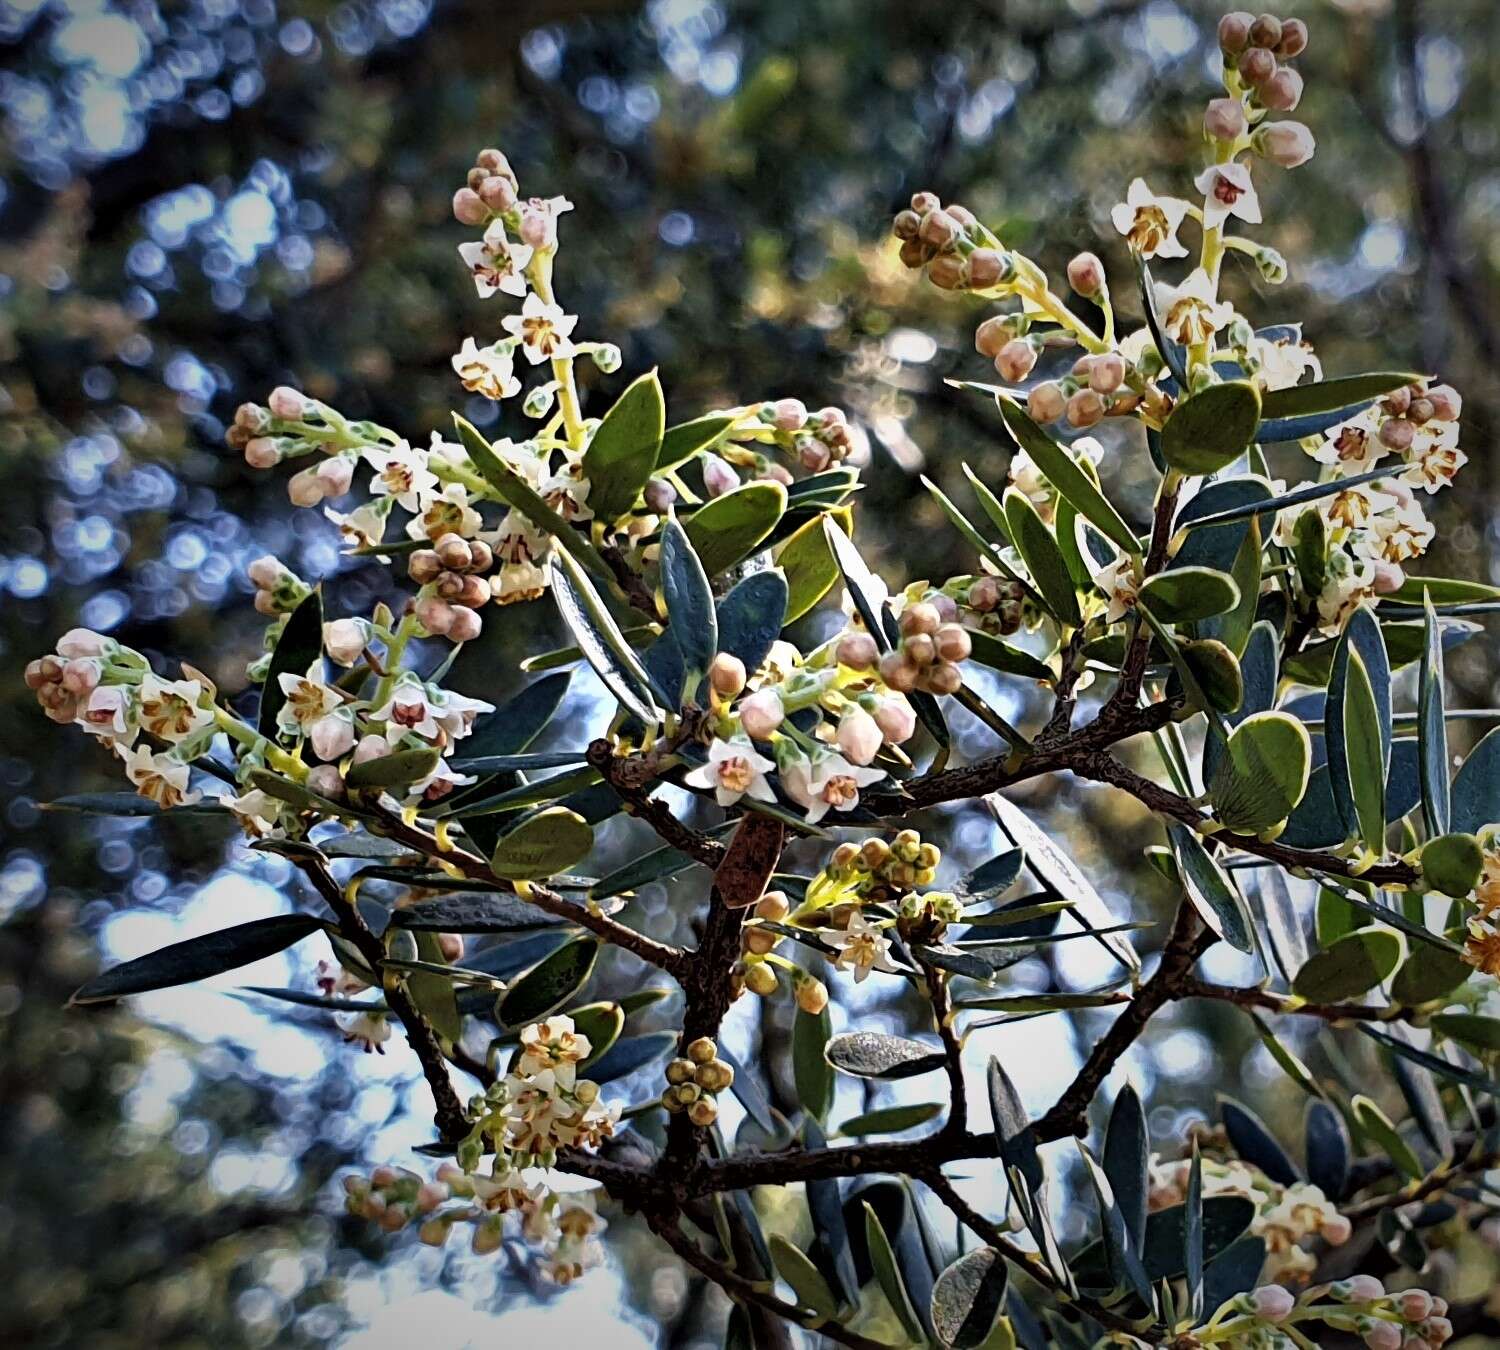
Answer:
452 337 521 400
1094 554 1140 623
458 219 534 299
138 674 213 743
338 1010 392 1054
118 744 198 807
502 293 579 364
362 442 438 513
824 912 901 982
370 677 440 739
683 737 776 807
1311 408 1382 474
781 749 884 824
517 1016 592 1091
1110 178 1192 259
1157 268 1234 346
430 687 495 741
221 787 283 838
1194 161 1262 229
80 684 136 742
324 501 390 552
1401 425 1467 494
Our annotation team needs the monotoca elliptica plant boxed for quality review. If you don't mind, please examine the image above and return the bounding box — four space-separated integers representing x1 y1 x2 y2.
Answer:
32 10 1500 1348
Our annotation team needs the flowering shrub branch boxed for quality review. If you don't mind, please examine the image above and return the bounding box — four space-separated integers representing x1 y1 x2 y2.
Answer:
34 10 1500 1348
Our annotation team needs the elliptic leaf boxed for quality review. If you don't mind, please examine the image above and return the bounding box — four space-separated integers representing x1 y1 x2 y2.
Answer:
1291 929 1401 1002
581 369 665 521
1159 381 1262 476
496 937 599 1026
490 807 594 880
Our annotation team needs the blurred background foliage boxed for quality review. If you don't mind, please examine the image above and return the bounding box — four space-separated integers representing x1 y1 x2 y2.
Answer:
1 0 1497 1345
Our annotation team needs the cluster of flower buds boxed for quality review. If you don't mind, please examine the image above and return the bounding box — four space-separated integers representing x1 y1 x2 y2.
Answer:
757 398 859 472
734 890 831 1009
410 532 495 642
453 147 520 226
661 1035 734 1126
873 600 971 696
959 574 1026 636
1205 1279 1453 1350
1024 352 1161 431
247 554 312 617
822 831 942 899
1219 12 1309 105
891 191 1012 293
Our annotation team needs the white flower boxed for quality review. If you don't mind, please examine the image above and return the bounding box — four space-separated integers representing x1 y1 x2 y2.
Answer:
1251 334 1321 391
1157 268 1234 346
1094 554 1140 623
683 737 777 807
370 677 440 739
338 1010 392 1054
836 707 884 765
517 1016 592 1091
221 788 283 839
452 337 521 400
407 482 483 542
825 912 901 983
137 674 213 743
493 558 549 604
324 501 390 552
781 750 884 824
501 293 579 365
1368 498 1434 563
536 458 593 522
315 959 369 997
324 618 370 667
1194 161 1262 229
362 441 438 513
276 672 339 733
1311 408 1383 474
1401 424 1466 494
1110 177 1192 259
309 707 357 762
1316 553 1376 632
80 684 135 742
1321 481 1397 533
430 687 495 741
457 219 534 299
57 628 111 659
118 744 198 808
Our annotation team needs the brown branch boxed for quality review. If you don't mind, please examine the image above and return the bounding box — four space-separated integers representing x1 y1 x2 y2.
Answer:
586 738 728 870
917 954 968 1134
294 857 470 1140
1179 978 1406 1025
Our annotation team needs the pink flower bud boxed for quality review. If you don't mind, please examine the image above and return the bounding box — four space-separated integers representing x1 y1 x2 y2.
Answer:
61 658 101 695
1249 12 1282 48
1372 560 1406 595
772 398 807 431
311 713 355 763
478 175 517 212
701 453 738 498
798 439 832 472
438 932 464 962
836 707 884 766
452 187 489 226
353 733 392 765
975 316 1010 359
1089 352 1126 394
415 596 454 635
1205 97 1248 140
1276 18 1309 58
836 631 879 670
57 627 108 658
1218 11 1253 52
518 206 552 248
644 478 677 513
927 254 964 289
446 606 482 642
1027 382 1067 423
967 247 1004 289
1424 1316 1452 1344
316 456 354 497
873 696 917 744
1239 47 1276 86
709 653 748 698
1426 384 1461 421
247 555 286 589
324 618 367 667
288 465 327 507
1321 1212 1352 1245
1363 1324 1402 1350
1379 418 1416 451
307 765 345 799
1066 251 1106 297
738 688 785 740
268 386 307 420
1398 1291 1433 1323
1251 1285 1296 1323
244 437 281 469
1066 388 1105 428
1256 119 1316 167
994 339 1037 383
1261 67 1304 111
1344 1276 1386 1304
918 209 960 249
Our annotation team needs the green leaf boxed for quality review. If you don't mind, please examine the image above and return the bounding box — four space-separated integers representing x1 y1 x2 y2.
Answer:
1004 487 1080 626
995 395 1140 556
455 415 615 588
1167 822 1254 954
587 1029 675 1084
931 1247 1012 1350
71 914 325 1005
1200 1237 1268 1316
1325 608 1391 844
1074 1197 1255 1289
1103 1085 1148 1254
581 369 665 521
1209 711 1311 833
1304 1099 1351 1200
345 746 441 792
863 1202 927 1344
490 806 594 880
1392 575 1500 606
1203 517 1262 657
550 548 661 725
1220 1097 1299 1185
794 1004 835 1123
836 1103 944 1137
656 411 736 472
1418 596 1450 835
1078 1142 1154 1307
768 1234 839 1317
43 792 224 817
774 510 846 622
1185 1145 1204 1319
685 480 787 576
1344 649 1389 852
1139 566 1240 625
961 462 1014 546
958 848 1027 899
1391 944 1471 1005
659 518 717 693
1260 372 1421 419
406 930 463 1043
496 937 599 1026
1285 617 1478 685
1351 1094 1423 1181
566 1001 625 1068
824 1031 946 1080
259 589 324 737
716 570 787 674
1430 1012 1500 1053
1419 832 1482 899
966 630 1054 683
1136 256 1189 386
462 672 571 761
1452 727 1500 836
1159 381 1262 476
390 893 563 933
1292 929 1401 1002
987 1057 1041 1194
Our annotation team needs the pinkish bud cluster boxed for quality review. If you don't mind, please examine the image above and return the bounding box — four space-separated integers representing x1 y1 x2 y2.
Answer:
962 574 1026 636
877 600 971 696
1025 348 1158 431
410 532 495 641
892 191 1012 293
759 399 858 472
247 554 312 617
453 147 520 226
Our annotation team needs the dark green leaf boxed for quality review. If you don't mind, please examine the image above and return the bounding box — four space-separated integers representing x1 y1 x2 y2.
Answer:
931 1248 1011 1350
460 672 571 761
1351 1094 1423 1181
1208 711 1311 834
1220 1096 1300 1185
345 746 440 792
824 1031 946 1080
987 1057 1041 1194
769 1234 838 1317
685 481 787 576
259 589 324 737
837 1103 944 1137
966 629 1054 682
490 806 594 880
1103 1084 1148 1254
1200 1237 1267 1315
716 570 787 674
775 510 845 623
1391 944 1471 1005
71 914 324 1005
1167 822 1254 954
587 1029 676 1084
581 369 665 521
958 848 1026 900
390 893 564 934
1419 596 1450 836
496 938 599 1026
1139 566 1239 625
1259 372 1421 419
659 518 717 692
863 1202 927 1344
656 411 736 472
1430 1012 1500 1052
794 1004 835 1123
1159 381 1262 476
1452 726 1500 835
1004 487 1080 627
1291 929 1401 1002
1185 1144 1204 1319
1079 1143 1154 1306
1304 1099 1351 1200
550 549 661 725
